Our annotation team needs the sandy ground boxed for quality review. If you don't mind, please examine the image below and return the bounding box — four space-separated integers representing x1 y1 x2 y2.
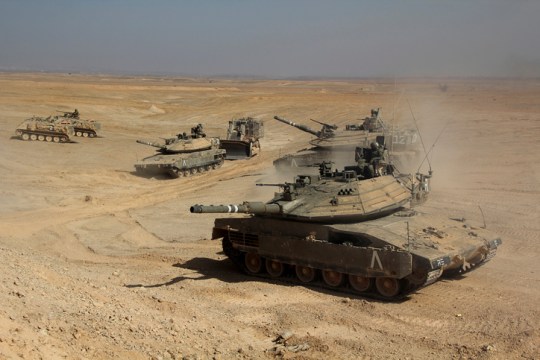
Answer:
0 73 538 359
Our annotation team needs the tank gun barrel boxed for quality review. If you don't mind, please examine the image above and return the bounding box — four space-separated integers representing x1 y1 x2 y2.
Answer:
136 139 165 148
256 183 287 188
190 202 281 214
273 116 321 137
310 118 338 130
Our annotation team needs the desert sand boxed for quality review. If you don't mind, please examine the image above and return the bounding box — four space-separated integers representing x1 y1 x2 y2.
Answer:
0 73 538 359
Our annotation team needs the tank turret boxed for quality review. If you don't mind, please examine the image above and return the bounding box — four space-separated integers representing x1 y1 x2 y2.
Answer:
190 155 501 299
136 127 216 155
192 166 411 223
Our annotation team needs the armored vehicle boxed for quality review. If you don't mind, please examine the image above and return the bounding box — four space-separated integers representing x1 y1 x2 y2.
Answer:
273 108 419 169
220 117 264 159
15 116 74 142
190 162 501 299
135 124 226 178
57 109 101 137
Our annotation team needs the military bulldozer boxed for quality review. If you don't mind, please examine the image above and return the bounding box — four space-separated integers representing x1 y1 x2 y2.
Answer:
219 117 264 159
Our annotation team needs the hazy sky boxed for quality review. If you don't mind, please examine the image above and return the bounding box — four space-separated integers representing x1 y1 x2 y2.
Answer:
1 0 539 77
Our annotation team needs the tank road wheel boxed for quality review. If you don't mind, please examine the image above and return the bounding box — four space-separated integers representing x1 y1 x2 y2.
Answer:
407 270 428 286
349 275 372 293
76 131 83 137
38 135 45 141
375 277 401 299
469 252 485 266
45 136 52 142
53 136 60 143
89 132 95 138
21 133 30 141
244 253 262 274
295 265 316 283
30 134 37 141
82 132 89 137
322 269 344 287
168 168 180 178
265 259 284 278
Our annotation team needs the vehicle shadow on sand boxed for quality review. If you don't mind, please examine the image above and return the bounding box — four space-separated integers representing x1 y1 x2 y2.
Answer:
125 255 410 302
129 171 177 180
124 255 246 289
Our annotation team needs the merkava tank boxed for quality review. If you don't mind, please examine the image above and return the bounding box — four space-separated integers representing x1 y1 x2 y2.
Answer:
220 117 264 159
273 108 419 169
135 124 226 178
190 154 502 299
56 109 101 138
15 116 74 142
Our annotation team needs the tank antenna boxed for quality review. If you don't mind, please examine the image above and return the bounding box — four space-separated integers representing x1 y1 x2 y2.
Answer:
391 88 405 154
478 205 487 229
407 99 431 172
415 120 449 175
407 221 411 251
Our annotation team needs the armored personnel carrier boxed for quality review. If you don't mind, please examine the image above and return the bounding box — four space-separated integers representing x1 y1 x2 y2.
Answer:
15 116 74 142
190 162 501 299
57 109 101 138
220 117 264 159
273 108 419 169
135 124 226 178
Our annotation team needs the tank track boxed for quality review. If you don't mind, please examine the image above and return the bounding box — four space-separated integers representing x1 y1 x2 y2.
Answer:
73 128 98 138
222 237 417 301
167 158 224 178
17 130 70 143
221 237 495 301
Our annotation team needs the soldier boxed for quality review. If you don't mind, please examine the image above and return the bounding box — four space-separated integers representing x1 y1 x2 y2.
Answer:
191 123 205 138
369 142 390 177
370 142 383 161
356 142 387 179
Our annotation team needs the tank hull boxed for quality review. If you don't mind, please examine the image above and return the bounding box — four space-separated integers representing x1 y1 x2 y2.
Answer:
210 211 501 299
135 148 225 178
15 117 74 143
